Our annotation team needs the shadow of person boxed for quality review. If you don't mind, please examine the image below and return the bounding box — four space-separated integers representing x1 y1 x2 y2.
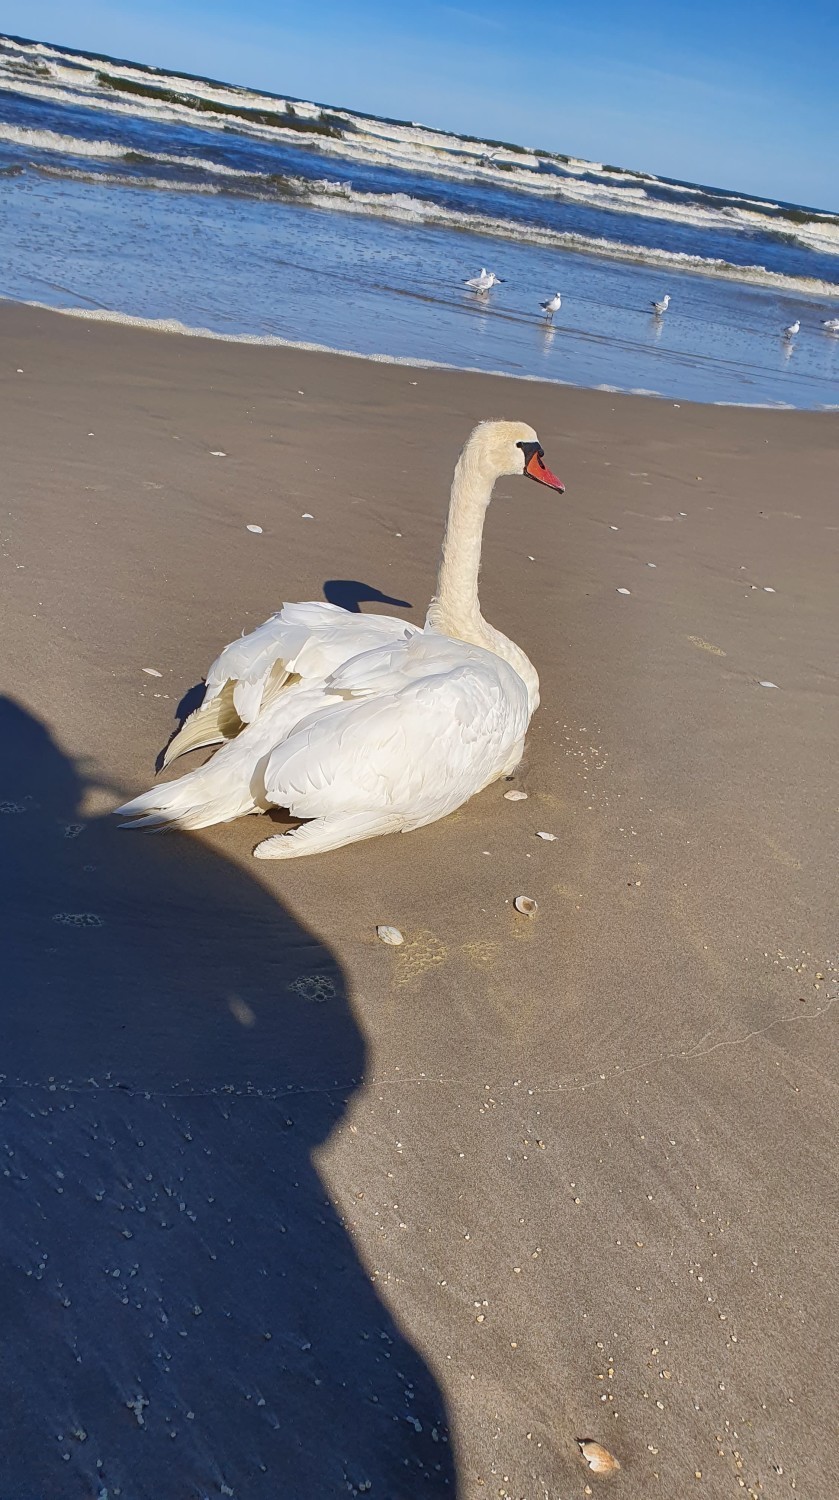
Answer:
322 580 412 614
0 697 456 1499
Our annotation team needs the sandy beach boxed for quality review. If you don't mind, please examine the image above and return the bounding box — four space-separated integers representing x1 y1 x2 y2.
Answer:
1 299 837 1497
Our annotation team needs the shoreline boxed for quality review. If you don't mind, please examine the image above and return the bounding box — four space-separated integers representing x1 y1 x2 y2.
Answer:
5 295 839 410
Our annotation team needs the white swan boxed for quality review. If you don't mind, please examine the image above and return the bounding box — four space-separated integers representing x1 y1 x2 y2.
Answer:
116 421 565 858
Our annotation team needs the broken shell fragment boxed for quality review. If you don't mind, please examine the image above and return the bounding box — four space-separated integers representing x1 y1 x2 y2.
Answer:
514 896 538 917
579 1440 621 1474
504 789 528 801
376 925 404 946
535 831 557 841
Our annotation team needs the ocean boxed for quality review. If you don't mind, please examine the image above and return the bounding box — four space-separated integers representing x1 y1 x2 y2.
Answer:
2 31 838 408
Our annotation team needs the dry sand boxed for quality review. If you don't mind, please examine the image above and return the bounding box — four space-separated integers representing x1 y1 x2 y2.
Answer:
1 300 837 1498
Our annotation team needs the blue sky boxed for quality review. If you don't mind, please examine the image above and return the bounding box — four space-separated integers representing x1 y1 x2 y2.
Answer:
5 0 838 206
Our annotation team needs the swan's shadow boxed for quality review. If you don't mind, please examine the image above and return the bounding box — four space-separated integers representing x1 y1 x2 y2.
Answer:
322 579 412 614
157 579 413 771
0 695 456 1498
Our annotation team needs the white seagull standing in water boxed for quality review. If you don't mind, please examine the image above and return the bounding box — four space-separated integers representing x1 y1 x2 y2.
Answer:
540 292 562 322
651 293 671 316
822 317 839 332
465 268 504 293
783 319 800 339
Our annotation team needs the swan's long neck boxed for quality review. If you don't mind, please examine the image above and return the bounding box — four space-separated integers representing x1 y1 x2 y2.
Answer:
426 444 539 710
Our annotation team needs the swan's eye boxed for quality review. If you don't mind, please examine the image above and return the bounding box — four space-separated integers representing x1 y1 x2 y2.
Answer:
516 440 543 468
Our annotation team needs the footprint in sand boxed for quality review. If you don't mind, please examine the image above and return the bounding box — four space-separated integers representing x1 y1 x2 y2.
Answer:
462 939 501 970
287 975 337 1003
394 930 447 987
52 912 105 928
687 636 726 657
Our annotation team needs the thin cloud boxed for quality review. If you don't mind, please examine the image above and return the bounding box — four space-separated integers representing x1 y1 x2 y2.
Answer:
435 5 506 29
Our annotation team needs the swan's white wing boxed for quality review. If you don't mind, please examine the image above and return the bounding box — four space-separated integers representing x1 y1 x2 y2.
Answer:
326 628 484 698
206 601 417 714
164 601 417 765
262 648 529 825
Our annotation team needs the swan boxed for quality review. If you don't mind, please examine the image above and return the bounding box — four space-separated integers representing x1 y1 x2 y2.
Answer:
116 421 564 859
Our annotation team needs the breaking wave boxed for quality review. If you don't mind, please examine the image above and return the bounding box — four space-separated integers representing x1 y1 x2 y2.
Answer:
23 155 839 299
2 37 838 261
0 121 266 177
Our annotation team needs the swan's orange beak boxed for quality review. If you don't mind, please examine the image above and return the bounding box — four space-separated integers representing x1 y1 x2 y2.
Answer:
525 448 565 492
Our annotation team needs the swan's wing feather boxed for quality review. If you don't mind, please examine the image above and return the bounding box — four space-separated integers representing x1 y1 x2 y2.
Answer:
263 655 529 821
164 602 417 765
326 629 485 698
206 602 416 709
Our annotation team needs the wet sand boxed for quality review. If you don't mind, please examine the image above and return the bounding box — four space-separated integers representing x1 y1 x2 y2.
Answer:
1 300 837 1498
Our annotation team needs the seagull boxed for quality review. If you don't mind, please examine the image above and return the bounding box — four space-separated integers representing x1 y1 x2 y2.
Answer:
651 294 671 316
465 268 504 293
783 319 800 339
540 292 562 322
822 317 839 332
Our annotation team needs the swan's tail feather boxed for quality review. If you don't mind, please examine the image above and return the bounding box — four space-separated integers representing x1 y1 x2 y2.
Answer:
253 812 402 859
162 682 242 768
116 760 258 832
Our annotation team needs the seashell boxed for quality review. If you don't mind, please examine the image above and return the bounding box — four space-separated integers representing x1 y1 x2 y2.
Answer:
246 524 263 533
759 680 778 689
504 789 528 801
579 1439 621 1474
617 587 631 595
301 512 314 519
210 450 226 457
376 925 404 946
514 896 538 917
142 667 162 677
535 831 557 841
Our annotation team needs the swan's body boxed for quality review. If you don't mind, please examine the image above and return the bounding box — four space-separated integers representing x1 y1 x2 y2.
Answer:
465 268 503 293
117 421 565 858
540 292 562 321
651 294 671 316
783 319 800 339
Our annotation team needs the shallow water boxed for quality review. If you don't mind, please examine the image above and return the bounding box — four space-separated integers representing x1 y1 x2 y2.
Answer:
2 32 838 407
